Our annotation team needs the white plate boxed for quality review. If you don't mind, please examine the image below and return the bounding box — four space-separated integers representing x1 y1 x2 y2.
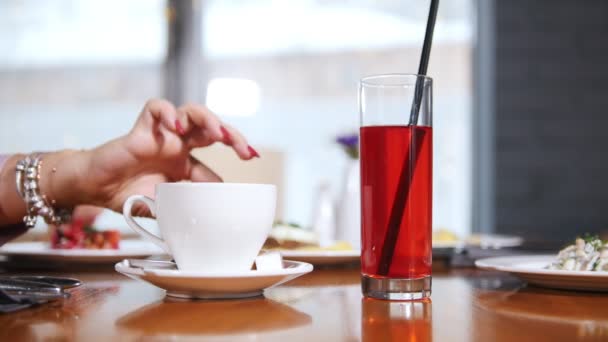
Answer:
278 245 471 264
277 245 473 264
277 248 453 265
466 234 523 249
115 259 313 299
273 234 524 265
0 240 165 264
432 240 466 249
476 255 608 292
278 250 360 265
433 234 523 249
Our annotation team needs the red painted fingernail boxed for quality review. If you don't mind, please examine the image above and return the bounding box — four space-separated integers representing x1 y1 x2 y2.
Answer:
220 126 233 145
175 120 185 135
247 145 260 158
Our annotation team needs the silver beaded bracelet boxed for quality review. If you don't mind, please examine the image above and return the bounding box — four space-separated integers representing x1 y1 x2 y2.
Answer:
15 153 71 228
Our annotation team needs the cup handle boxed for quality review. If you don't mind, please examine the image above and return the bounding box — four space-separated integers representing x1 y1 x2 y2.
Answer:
122 195 170 254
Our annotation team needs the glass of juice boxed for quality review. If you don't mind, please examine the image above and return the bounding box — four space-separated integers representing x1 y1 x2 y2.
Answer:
359 74 433 300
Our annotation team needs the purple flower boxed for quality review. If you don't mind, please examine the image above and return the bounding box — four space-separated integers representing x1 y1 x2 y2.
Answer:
336 134 358 148
336 133 359 159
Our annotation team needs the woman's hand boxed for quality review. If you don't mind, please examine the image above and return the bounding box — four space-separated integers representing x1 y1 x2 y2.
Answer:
80 99 259 215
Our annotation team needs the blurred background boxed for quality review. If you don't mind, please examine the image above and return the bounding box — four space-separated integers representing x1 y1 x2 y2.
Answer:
0 0 606 246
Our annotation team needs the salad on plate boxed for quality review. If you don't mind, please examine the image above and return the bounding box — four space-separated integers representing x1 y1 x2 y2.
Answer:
547 235 608 272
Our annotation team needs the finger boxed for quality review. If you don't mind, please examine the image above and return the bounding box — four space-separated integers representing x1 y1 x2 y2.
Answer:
144 98 179 133
183 124 242 152
131 203 153 218
73 205 104 226
184 129 215 149
124 200 153 218
187 157 223 182
73 205 104 218
221 123 257 160
176 103 223 141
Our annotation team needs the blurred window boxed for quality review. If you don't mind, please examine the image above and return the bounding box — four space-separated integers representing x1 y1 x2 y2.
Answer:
0 0 474 237
0 1 165 67
203 0 474 236
0 0 166 151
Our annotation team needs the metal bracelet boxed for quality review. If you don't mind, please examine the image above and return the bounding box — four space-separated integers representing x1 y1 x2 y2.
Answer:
15 154 71 228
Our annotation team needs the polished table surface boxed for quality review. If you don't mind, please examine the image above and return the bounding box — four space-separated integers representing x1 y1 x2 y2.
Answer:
1 264 608 342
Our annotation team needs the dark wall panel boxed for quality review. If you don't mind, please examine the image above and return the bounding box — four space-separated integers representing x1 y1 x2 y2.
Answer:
495 0 608 243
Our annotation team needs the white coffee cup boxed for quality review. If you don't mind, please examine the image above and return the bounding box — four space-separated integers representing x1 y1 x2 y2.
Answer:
122 182 276 273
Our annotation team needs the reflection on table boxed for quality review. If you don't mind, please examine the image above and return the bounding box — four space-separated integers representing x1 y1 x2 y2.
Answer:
2 267 608 341
362 298 432 342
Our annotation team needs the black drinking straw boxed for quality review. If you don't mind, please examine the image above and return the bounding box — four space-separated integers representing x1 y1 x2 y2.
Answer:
377 0 439 276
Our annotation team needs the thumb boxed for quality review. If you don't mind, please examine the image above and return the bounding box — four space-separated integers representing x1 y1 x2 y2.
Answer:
187 157 223 183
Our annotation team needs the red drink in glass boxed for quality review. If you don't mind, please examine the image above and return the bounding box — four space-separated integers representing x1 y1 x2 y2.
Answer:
359 74 432 300
360 125 432 279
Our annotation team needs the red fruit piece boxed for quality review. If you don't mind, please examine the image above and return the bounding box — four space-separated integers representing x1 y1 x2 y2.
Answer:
93 233 104 248
103 230 121 249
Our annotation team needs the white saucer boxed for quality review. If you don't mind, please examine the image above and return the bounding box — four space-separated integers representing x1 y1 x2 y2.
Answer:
115 259 313 299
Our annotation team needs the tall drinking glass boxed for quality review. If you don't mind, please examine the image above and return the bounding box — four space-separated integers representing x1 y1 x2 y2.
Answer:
359 74 433 300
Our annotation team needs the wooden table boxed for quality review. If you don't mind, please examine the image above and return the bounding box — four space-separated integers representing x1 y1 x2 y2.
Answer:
1 265 608 341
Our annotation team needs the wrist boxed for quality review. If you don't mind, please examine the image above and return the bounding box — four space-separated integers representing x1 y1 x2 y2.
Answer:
0 154 27 224
39 149 94 209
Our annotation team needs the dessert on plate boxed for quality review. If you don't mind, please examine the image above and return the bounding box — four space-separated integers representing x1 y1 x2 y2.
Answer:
50 219 120 250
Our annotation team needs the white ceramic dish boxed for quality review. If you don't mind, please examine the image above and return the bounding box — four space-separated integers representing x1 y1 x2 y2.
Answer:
278 247 460 264
432 241 466 249
433 234 523 249
466 234 524 249
0 240 165 264
278 247 466 265
476 255 608 292
276 234 524 265
115 259 313 299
